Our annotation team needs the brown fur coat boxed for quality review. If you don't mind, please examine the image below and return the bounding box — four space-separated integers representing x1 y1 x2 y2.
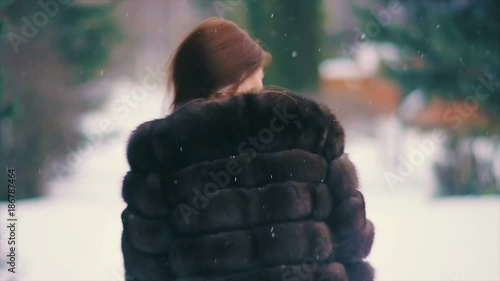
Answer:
121 91 375 281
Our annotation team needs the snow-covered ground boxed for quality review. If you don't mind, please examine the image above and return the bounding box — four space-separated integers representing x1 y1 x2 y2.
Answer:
1 82 499 281
347 137 500 281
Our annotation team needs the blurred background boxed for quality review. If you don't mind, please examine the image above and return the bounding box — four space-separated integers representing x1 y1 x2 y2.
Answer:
0 0 498 280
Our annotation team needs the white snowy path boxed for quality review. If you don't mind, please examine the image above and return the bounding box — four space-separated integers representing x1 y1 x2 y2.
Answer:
1 84 499 280
349 138 500 281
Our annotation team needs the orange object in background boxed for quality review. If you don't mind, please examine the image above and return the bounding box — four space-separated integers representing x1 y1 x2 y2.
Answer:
407 97 490 129
320 76 401 115
319 75 491 130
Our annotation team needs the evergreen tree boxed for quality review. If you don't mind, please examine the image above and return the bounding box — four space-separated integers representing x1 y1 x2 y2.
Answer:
0 0 122 200
246 0 323 92
354 0 499 118
192 0 323 92
355 0 500 196
0 0 18 121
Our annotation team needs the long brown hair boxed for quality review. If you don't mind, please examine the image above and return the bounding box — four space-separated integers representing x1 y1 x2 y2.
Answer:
167 17 271 110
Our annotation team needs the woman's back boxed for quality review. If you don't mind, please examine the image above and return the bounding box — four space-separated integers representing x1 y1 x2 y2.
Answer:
121 91 374 281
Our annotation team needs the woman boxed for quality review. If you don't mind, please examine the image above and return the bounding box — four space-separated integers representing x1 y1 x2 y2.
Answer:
121 17 374 281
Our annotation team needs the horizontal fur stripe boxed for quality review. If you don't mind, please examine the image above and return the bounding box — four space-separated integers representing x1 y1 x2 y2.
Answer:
122 228 175 281
328 190 367 238
122 151 360 221
336 220 375 263
122 208 174 254
177 262 348 281
126 93 344 174
326 154 360 202
345 261 375 281
166 149 327 202
169 221 334 277
171 181 332 234
122 172 169 218
123 149 327 218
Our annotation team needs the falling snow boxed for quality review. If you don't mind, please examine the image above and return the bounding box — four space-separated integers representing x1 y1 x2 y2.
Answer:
4 85 497 281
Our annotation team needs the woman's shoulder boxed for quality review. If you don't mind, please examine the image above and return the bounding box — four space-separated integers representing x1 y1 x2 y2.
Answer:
174 90 334 121
126 90 345 173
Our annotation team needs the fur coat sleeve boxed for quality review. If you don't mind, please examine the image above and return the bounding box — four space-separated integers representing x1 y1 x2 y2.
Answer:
121 91 375 281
